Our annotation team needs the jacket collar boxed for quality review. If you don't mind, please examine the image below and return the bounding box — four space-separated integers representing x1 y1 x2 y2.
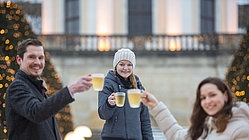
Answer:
17 69 47 99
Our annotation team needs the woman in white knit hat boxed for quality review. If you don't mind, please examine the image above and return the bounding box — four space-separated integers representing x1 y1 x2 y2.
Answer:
98 48 154 140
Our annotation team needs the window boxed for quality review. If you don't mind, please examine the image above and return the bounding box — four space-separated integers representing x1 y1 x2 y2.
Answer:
128 0 152 35
65 0 79 34
200 0 215 34
238 4 249 30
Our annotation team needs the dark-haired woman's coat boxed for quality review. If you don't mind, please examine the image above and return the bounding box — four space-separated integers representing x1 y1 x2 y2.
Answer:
150 101 249 140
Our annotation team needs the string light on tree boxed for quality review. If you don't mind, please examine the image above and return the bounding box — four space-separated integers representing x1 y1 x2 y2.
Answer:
226 25 249 105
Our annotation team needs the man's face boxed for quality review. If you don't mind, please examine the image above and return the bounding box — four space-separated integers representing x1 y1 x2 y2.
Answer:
16 45 45 78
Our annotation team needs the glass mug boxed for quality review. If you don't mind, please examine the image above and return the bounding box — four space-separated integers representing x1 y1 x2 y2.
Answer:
127 89 141 108
92 73 104 91
115 92 126 107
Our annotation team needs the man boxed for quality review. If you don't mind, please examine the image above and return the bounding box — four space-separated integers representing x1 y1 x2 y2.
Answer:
5 38 92 140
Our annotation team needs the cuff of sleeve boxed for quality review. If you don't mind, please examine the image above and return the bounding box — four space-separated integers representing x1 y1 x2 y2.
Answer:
66 86 74 99
149 102 168 116
106 98 116 108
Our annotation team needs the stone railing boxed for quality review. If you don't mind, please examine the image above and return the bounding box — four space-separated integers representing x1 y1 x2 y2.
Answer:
37 34 244 56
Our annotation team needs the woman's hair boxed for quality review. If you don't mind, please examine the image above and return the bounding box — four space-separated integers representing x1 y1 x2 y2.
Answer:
114 67 138 89
187 77 234 140
128 73 138 89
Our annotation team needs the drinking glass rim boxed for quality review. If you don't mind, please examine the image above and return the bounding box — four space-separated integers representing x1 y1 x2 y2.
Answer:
115 92 126 95
92 73 104 77
127 89 141 94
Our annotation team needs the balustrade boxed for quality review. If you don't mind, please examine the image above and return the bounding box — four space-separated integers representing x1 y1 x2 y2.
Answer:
37 34 244 55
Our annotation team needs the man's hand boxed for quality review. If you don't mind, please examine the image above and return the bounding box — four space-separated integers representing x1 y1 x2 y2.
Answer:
68 74 92 94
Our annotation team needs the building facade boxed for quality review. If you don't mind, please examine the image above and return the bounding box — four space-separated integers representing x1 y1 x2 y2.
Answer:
42 0 238 35
38 0 242 131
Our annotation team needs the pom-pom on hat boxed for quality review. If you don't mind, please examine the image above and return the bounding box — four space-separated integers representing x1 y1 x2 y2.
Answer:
113 48 136 69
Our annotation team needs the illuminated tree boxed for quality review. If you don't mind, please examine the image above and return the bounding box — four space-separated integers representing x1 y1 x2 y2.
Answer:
0 2 73 139
0 48 14 140
42 52 74 138
226 25 249 104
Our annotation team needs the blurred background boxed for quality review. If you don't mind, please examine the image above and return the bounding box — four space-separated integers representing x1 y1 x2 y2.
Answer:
1 0 249 139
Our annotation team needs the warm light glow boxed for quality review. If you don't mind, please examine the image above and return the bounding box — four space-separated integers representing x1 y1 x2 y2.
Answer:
169 39 176 51
5 56 9 61
236 90 245 97
5 39 10 44
169 38 182 51
42 0 63 34
0 29 4 34
98 39 110 51
64 126 92 140
165 0 182 35
64 131 85 140
96 0 113 35
225 0 238 34
6 1 11 8
74 126 92 138
176 38 181 51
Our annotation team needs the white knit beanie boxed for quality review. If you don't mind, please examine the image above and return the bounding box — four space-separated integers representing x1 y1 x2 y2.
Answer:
113 48 136 69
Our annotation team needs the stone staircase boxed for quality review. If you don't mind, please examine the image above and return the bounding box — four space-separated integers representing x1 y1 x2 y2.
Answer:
152 126 167 140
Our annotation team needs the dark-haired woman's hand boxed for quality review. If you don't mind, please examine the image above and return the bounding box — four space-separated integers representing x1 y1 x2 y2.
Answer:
141 90 158 109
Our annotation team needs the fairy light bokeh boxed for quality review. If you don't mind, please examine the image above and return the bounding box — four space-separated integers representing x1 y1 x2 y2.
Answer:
226 26 249 105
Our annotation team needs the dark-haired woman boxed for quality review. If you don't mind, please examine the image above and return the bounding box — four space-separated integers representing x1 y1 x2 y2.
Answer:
141 77 249 140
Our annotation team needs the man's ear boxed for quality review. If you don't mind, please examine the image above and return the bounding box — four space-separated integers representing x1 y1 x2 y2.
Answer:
16 55 22 65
